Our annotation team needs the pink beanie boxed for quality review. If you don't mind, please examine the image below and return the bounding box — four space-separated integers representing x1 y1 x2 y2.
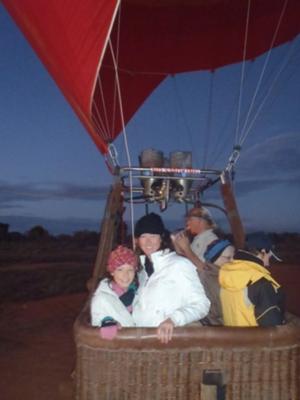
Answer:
107 245 138 273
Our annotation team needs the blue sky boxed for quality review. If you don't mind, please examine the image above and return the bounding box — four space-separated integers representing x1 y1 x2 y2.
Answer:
1 5 300 235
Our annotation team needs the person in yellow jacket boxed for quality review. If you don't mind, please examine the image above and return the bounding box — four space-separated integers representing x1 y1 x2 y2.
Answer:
219 232 285 327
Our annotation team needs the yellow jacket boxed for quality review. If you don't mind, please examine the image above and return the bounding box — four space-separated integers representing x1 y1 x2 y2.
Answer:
219 259 281 326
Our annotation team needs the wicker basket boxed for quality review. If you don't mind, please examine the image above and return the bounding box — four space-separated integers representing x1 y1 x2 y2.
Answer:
74 308 300 400
75 182 300 399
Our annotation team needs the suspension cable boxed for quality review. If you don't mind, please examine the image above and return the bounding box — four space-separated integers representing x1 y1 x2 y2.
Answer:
92 76 110 140
235 0 251 145
238 0 289 144
211 0 251 169
108 37 135 248
224 35 296 171
91 96 110 141
210 60 256 168
239 38 297 146
90 1 122 142
111 4 122 136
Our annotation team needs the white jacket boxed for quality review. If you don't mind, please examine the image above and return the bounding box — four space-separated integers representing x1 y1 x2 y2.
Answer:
132 250 210 327
90 278 135 327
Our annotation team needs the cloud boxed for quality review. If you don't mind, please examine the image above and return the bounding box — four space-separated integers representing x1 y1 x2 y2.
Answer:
235 174 300 197
238 133 300 178
220 132 300 196
0 181 110 208
46 183 110 201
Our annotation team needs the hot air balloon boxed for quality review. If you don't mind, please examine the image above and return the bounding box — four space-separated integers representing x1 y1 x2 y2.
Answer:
3 1 300 399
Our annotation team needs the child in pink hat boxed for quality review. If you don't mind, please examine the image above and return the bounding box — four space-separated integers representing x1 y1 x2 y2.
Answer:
91 245 138 339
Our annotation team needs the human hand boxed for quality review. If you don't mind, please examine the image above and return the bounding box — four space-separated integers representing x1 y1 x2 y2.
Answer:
157 318 175 344
100 323 121 340
172 231 191 256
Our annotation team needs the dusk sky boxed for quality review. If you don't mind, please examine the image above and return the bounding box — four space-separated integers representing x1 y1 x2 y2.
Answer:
1 5 300 235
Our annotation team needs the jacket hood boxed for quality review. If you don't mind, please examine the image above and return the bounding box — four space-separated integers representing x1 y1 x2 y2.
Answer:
219 259 274 291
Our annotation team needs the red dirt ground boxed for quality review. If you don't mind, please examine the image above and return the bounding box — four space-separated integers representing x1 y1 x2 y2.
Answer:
0 293 88 400
0 263 299 400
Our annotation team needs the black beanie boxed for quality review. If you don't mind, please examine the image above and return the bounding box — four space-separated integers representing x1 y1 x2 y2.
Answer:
134 213 166 237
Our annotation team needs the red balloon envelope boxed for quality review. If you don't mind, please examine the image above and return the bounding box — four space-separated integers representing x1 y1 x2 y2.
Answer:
3 0 300 155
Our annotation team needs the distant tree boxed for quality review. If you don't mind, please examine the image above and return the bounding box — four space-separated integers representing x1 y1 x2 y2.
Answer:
0 223 9 240
72 230 99 245
26 225 50 240
8 231 25 242
56 233 72 241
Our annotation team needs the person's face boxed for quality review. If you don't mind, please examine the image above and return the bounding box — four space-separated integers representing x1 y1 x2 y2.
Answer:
111 263 135 289
185 216 208 235
137 233 162 257
214 245 234 267
261 250 271 267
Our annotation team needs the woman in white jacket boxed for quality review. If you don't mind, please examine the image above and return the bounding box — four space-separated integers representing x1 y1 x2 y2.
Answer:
91 245 138 339
133 213 210 344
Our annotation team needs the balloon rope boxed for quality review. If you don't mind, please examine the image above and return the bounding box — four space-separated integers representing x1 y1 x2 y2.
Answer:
235 0 251 145
89 0 121 142
239 0 289 144
239 38 297 146
111 4 122 136
92 81 110 140
210 61 255 168
93 16 121 142
108 38 135 249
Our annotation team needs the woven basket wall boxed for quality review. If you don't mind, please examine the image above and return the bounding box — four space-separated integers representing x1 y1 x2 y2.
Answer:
74 310 300 400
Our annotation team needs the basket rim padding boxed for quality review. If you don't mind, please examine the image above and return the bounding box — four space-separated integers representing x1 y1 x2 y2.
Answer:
74 304 300 351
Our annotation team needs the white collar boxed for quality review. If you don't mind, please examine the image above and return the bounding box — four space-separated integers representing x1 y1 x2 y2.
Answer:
140 248 172 271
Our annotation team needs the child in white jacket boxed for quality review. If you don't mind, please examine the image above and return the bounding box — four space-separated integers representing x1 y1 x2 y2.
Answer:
91 245 138 339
